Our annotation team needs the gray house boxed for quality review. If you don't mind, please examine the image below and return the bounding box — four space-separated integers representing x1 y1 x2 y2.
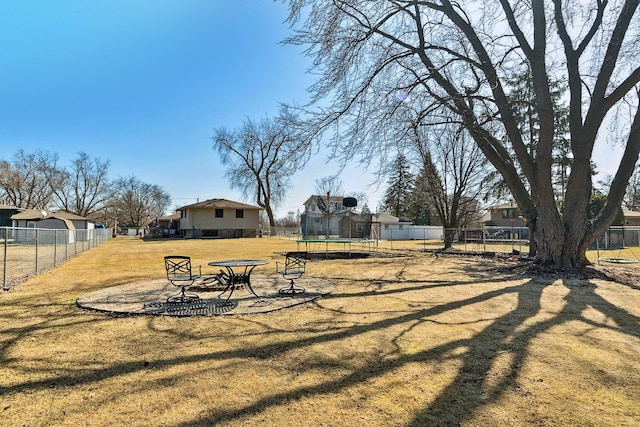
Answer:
10 210 95 243
0 204 23 227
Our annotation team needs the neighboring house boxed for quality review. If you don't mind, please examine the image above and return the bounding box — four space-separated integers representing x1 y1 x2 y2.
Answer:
338 213 372 239
301 195 350 238
177 198 262 238
146 212 181 238
0 204 23 227
483 203 527 228
622 209 640 226
371 213 414 240
159 212 181 236
10 209 95 243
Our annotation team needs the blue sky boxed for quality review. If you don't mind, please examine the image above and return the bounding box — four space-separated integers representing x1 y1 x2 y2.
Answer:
0 1 623 218
0 0 384 217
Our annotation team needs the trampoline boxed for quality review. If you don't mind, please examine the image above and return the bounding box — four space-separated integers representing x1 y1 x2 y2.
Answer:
296 238 378 255
597 257 639 264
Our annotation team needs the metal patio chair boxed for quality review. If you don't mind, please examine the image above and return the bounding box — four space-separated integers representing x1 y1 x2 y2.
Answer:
276 253 306 294
164 255 201 303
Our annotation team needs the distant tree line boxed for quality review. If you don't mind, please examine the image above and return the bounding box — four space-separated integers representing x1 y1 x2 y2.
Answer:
0 149 171 228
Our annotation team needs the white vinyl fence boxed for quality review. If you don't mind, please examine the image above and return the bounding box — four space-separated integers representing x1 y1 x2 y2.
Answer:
1 226 113 290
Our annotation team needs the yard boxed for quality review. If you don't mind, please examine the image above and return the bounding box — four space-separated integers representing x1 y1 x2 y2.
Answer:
1 237 639 426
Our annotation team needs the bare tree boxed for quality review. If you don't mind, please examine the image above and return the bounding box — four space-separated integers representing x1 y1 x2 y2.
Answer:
0 150 60 209
284 0 640 268
411 124 487 248
313 176 344 199
313 176 344 238
47 152 111 216
213 111 309 227
110 176 171 228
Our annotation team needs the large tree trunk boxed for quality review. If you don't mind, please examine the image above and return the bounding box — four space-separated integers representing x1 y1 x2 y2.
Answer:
533 218 590 268
443 228 455 249
264 205 276 228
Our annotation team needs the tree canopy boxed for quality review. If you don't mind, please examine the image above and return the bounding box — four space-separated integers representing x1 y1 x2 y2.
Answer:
213 111 309 227
284 0 640 268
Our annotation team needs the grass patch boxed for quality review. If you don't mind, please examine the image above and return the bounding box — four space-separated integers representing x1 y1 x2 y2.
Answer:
1 237 639 426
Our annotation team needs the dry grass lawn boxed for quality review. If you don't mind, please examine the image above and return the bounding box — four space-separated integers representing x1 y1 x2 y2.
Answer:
1 237 639 426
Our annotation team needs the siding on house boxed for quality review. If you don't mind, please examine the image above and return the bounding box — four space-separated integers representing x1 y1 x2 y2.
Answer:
0 204 22 227
301 195 350 237
485 203 527 228
177 198 262 238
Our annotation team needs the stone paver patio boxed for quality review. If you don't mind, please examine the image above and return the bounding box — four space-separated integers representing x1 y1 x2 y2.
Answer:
76 275 335 316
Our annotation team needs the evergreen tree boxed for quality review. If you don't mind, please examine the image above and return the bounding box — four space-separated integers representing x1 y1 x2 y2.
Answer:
408 167 436 226
381 154 414 218
502 69 572 201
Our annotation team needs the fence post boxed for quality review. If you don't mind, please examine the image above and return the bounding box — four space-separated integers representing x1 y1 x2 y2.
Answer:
2 228 7 290
54 229 58 266
35 228 39 274
483 226 486 253
463 228 467 253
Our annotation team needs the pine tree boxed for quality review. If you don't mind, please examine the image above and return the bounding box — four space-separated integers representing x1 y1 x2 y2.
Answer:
382 154 414 218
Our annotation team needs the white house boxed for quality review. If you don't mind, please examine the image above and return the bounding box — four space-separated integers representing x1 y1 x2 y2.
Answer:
301 195 350 238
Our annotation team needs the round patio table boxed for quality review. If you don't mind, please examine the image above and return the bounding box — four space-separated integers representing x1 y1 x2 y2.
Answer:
208 259 269 299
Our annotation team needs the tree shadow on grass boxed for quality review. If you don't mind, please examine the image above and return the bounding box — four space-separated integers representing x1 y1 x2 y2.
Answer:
1 264 638 426
175 272 639 426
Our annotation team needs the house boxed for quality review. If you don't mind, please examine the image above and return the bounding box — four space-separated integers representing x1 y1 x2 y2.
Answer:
159 212 181 236
146 212 181 238
622 209 640 226
10 209 95 243
483 203 527 228
177 198 262 238
301 195 350 238
338 213 372 239
371 212 414 240
0 204 23 227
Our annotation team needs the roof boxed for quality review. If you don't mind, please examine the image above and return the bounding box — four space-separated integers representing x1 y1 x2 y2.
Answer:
372 213 401 223
177 198 262 211
488 202 519 210
0 204 22 211
622 209 640 218
11 209 91 221
159 212 181 220
303 195 346 206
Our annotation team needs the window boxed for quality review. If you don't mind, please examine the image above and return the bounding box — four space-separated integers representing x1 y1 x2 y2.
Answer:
502 209 509 219
236 209 244 218
215 209 223 218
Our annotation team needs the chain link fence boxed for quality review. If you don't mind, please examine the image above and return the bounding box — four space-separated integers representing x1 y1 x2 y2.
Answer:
443 226 640 262
261 226 300 239
262 224 640 260
443 226 530 255
1 226 113 290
